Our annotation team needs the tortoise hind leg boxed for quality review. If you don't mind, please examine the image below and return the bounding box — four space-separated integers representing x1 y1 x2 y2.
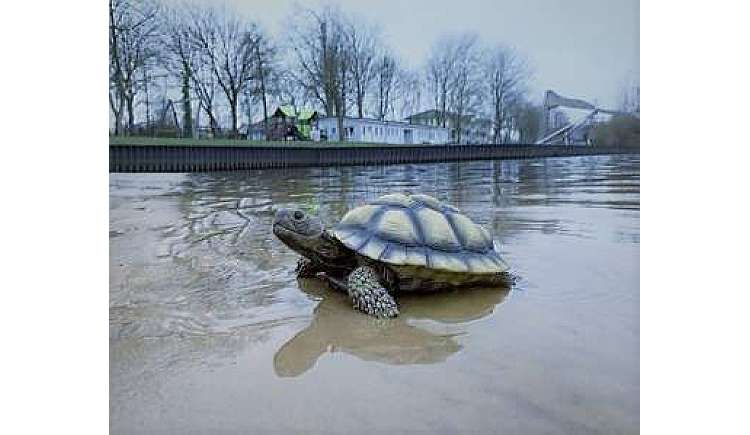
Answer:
347 266 399 318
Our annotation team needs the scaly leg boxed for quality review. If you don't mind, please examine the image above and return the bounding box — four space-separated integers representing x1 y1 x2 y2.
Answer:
347 266 399 318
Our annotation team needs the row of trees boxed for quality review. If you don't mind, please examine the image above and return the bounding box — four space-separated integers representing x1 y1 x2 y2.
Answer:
425 33 534 144
109 0 539 142
109 0 273 137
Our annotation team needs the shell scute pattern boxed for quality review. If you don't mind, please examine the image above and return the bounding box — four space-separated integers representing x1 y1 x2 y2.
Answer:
334 194 507 274
414 207 462 251
447 212 493 251
339 204 380 227
378 209 420 245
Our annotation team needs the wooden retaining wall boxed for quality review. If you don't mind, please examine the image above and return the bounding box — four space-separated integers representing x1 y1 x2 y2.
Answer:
109 144 639 173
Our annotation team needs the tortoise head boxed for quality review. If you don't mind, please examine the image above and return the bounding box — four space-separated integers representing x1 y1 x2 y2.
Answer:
273 208 348 263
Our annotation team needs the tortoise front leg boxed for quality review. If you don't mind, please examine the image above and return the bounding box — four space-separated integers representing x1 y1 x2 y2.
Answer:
347 266 399 318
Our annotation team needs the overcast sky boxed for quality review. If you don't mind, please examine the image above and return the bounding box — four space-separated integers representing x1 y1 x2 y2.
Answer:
221 0 639 109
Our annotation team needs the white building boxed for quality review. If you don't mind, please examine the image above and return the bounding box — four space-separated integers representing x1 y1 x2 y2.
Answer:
315 117 450 145
405 110 495 144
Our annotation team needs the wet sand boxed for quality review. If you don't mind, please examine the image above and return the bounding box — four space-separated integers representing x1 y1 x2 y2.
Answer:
110 155 639 434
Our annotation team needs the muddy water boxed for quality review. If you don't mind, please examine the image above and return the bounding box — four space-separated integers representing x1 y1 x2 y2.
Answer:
110 155 639 434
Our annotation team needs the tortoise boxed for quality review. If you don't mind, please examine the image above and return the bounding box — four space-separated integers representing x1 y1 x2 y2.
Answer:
272 193 510 318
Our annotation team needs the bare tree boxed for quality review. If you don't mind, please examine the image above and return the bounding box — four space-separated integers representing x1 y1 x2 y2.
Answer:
396 68 422 120
109 0 160 135
238 30 278 140
141 59 153 132
289 7 335 116
447 34 481 144
161 4 199 137
483 45 530 144
290 6 351 141
425 34 478 134
187 7 258 137
373 53 399 121
247 27 277 139
190 63 220 135
109 0 126 135
425 37 454 128
512 102 542 143
346 18 378 118
332 32 351 141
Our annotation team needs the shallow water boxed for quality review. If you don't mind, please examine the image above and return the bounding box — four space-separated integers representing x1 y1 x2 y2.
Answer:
110 154 639 434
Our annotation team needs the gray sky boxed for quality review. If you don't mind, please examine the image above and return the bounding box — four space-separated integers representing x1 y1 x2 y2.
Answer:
227 0 640 109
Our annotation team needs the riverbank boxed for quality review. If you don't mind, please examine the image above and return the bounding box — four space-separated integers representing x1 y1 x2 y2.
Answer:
109 137 639 172
109 136 419 148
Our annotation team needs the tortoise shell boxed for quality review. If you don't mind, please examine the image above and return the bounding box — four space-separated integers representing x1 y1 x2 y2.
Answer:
333 193 508 274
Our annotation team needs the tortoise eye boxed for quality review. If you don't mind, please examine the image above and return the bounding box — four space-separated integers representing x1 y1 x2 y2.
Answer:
293 211 304 220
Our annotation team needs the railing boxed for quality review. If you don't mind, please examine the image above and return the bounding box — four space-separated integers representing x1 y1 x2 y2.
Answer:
109 143 639 173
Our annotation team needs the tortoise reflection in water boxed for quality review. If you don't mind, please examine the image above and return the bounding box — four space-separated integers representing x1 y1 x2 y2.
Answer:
273 193 511 318
274 278 510 377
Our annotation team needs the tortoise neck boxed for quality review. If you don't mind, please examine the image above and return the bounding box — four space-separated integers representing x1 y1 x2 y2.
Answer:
314 230 357 271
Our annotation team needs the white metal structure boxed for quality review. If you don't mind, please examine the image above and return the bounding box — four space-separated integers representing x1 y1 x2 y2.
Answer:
537 90 621 145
